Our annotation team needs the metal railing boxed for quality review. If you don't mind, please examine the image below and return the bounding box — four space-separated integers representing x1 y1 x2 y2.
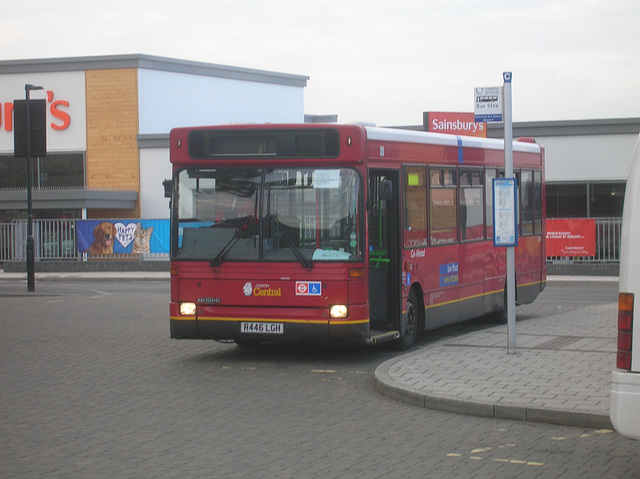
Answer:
1 219 80 262
1 219 168 262
0 217 622 263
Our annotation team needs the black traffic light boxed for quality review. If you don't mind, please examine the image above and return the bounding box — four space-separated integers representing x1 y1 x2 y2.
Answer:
13 99 47 158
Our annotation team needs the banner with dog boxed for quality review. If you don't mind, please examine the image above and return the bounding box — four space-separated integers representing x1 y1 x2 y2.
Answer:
77 219 169 256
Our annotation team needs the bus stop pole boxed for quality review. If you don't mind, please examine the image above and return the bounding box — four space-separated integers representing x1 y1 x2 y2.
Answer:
503 72 517 354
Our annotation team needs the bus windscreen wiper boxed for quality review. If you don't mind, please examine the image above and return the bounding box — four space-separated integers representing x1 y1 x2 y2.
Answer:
269 214 313 270
210 215 256 266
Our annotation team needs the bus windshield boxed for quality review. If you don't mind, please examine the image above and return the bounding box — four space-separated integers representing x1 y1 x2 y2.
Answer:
175 167 363 265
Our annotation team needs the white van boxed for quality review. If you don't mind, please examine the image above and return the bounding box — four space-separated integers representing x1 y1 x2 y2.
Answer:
610 133 640 440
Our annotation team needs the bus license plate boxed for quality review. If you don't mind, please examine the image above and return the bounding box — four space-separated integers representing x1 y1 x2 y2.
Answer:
240 322 283 334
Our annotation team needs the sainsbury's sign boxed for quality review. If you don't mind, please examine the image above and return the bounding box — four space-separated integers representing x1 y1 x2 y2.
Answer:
0 71 87 153
424 112 487 138
1 89 70 132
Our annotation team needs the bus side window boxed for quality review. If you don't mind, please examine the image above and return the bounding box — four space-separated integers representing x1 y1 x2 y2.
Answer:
514 170 521 235
485 168 496 238
521 170 534 236
429 167 458 245
403 166 428 248
459 168 484 242
369 175 388 253
533 170 543 234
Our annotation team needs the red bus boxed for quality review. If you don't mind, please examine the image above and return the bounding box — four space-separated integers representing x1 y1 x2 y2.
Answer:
165 124 545 349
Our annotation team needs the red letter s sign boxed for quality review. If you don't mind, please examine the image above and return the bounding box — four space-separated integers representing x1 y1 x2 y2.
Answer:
50 100 70 130
46 90 71 130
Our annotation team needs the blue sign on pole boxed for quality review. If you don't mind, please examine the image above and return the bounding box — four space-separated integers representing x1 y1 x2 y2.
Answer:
492 178 518 247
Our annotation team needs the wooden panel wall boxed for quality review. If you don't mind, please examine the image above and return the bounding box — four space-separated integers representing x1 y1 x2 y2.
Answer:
85 68 140 218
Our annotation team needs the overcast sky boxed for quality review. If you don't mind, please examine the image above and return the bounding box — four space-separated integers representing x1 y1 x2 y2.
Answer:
3 0 639 126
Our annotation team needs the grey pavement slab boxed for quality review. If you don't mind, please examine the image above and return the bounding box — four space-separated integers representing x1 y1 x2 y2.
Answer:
375 302 617 429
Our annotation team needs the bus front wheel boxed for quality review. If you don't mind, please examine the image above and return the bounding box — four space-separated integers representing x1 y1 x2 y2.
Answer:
395 288 420 350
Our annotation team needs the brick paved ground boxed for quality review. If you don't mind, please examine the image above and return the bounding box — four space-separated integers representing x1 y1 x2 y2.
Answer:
376 300 617 427
1 278 639 478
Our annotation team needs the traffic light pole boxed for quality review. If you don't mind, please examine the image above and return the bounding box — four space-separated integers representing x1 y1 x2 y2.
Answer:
25 84 43 292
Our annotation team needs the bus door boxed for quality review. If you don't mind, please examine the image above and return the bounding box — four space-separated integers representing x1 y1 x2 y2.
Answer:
368 170 401 333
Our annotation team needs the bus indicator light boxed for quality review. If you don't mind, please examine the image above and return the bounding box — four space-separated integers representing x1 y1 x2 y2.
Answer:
617 293 634 370
348 268 366 278
619 292 634 313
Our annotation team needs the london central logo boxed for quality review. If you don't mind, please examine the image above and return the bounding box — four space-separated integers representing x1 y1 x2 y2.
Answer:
243 282 282 297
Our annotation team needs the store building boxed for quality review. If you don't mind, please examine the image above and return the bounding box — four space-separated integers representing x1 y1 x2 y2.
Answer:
1 54 638 224
485 118 640 220
0 54 308 221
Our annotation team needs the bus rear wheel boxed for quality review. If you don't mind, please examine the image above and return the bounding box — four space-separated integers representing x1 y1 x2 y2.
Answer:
491 283 515 324
491 287 508 324
395 288 420 350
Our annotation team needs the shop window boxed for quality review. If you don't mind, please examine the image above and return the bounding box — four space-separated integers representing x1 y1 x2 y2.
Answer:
0 153 84 189
0 155 27 189
589 183 626 217
546 184 587 218
39 154 85 188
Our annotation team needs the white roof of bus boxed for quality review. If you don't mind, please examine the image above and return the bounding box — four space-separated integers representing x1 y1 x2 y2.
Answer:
364 126 541 154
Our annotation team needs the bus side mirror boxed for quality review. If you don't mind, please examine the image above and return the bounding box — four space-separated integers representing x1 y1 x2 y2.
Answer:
378 180 393 201
163 179 173 198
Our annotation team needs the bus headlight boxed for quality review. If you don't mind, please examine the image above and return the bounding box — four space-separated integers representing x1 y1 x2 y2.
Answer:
330 305 348 319
180 302 197 316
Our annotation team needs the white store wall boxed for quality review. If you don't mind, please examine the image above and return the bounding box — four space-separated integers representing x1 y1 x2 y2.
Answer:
139 147 171 218
540 134 638 182
138 69 305 134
